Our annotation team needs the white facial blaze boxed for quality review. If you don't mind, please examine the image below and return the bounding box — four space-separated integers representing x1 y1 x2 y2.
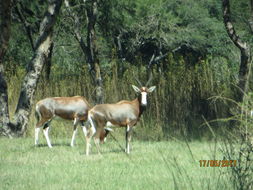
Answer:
141 92 147 105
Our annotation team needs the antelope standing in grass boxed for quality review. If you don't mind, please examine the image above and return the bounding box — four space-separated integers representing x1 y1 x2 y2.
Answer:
86 79 156 155
35 96 110 148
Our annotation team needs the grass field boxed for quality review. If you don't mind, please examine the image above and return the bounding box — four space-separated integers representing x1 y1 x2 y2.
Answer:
0 133 234 190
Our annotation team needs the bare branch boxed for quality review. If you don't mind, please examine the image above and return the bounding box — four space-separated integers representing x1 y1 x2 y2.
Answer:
222 0 248 51
145 72 153 87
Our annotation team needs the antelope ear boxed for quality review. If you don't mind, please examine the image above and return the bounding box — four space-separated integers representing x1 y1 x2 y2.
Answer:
148 86 156 92
132 85 141 93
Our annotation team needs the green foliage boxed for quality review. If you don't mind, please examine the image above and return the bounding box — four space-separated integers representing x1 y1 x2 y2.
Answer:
5 52 234 140
230 0 252 42
3 0 253 139
114 0 237 61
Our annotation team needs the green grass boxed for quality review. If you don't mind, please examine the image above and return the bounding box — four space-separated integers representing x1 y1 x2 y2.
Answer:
0 134 233 190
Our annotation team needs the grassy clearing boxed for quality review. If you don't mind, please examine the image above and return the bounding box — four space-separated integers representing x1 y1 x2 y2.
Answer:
0 135 233 190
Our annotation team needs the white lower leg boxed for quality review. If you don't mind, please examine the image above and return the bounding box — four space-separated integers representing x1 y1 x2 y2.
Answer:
71 128 78 147
81 126 89 154
35 128 41 146
86 137 91 156
43 127 52 148
126 142 130 154
94 137 101 154
82 126 87 137
125 125 131 154
86 126 96 156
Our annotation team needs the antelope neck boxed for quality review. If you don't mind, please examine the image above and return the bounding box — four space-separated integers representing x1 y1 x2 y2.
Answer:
136 95 147 117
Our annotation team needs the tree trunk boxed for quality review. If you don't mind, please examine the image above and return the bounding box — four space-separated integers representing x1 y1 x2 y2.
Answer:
12 0 62 136
65 0 103 104
0 0 13 137
222 0 251 102
114 32 125 76
16 2 54 81
86 0 103 104
250 0 253 34
44 42 54 81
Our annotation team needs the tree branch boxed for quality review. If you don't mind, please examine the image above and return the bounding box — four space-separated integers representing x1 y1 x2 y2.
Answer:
250 0 253 34
64 0 88 55
222 0 251 102
222 0 248 51
14 2 35 51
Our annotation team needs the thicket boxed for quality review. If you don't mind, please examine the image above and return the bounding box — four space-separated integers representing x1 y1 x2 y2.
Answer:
5 55 236 140
2 0 253 140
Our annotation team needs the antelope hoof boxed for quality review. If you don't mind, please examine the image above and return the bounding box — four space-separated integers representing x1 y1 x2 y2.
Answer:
125 149 130 154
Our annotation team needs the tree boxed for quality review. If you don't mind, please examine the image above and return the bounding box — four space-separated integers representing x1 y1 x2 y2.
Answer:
0 0 62 137
14 1 54 81
250 0 253 33
64 0 104 104
222 0 251 102
86 0 104 104
0 0 13 137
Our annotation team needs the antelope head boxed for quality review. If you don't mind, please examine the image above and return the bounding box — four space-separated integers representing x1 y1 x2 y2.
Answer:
132 76 156 106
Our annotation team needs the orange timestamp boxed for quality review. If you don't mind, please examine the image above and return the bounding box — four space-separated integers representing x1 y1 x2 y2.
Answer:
199 160 237 167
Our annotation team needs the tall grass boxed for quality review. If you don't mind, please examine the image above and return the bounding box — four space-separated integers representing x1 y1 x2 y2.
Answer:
5 55 233 140
220 93 253 190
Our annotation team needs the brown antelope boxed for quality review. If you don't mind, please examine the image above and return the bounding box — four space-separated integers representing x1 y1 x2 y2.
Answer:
35 96 110 148
86 79 156 155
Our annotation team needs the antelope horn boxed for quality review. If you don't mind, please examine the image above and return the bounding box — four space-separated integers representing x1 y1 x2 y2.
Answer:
134 76 143 87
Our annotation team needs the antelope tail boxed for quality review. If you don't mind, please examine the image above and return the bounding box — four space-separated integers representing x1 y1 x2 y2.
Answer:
88 112 96 130
35 104 41 122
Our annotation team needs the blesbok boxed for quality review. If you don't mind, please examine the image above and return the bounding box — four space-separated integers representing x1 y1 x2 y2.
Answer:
35 96 110 148
86 79 156 155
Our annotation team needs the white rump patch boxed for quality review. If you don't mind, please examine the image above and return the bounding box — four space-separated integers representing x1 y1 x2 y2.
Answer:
88 114 96 135
106 121 115 127
105 127 113 132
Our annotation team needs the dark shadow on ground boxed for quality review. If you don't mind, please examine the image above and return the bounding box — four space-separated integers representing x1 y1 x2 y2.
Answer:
34 143 70 148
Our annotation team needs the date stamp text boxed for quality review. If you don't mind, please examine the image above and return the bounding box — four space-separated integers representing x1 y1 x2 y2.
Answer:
199 160 237 167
